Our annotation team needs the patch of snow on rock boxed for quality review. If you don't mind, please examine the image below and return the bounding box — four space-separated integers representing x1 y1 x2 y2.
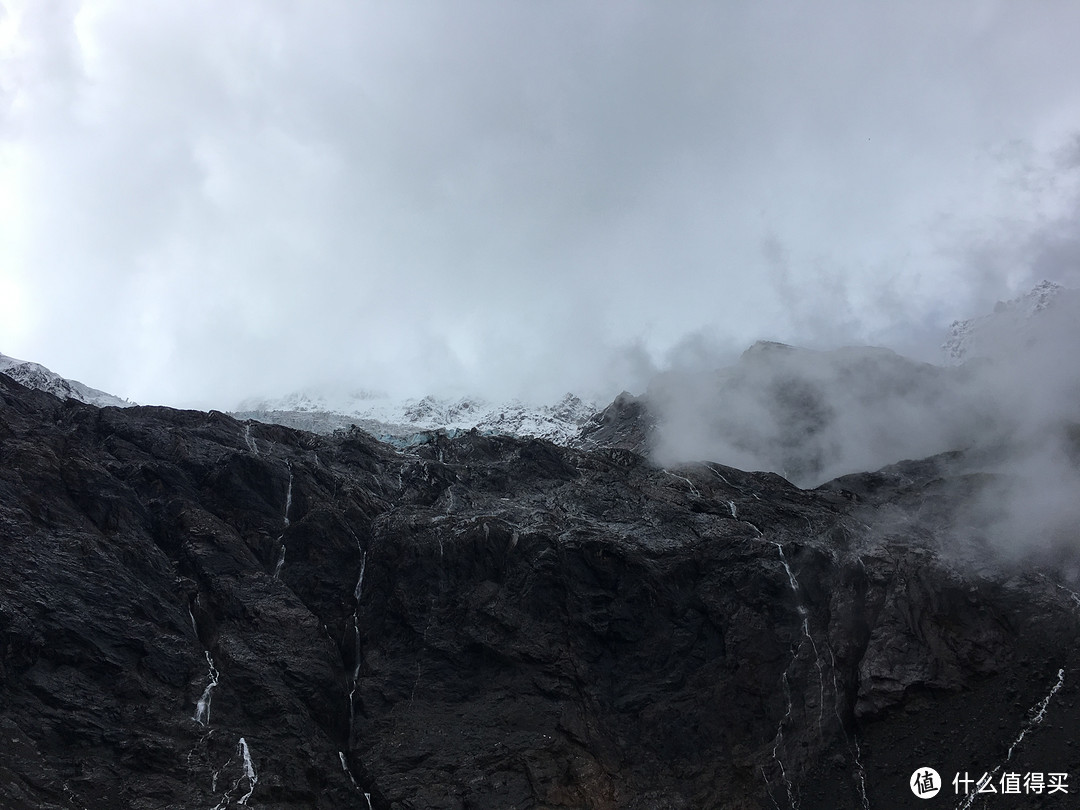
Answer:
234 390 600 445
0 353 134 408
943 280 1064 365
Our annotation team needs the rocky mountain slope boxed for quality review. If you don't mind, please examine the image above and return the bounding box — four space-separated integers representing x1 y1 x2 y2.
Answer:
942 279 1067 365
583 281 1080 493
0 353 598 448
0 352 133 409
2 370 1079 809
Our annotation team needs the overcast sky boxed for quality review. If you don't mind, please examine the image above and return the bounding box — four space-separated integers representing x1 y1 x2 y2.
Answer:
3 1 1080 408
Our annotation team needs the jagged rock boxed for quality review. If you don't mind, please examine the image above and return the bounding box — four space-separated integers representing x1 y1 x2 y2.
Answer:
1 372 1079 809
0 352 133 408
575 391 655 454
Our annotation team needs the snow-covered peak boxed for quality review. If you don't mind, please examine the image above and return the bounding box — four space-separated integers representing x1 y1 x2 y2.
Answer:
236 388 388 415
233 390 600 445
942 280 1066 365
0 353 134 408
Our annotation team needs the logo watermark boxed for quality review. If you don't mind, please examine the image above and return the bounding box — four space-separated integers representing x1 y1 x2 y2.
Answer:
953 771 1069 795
911 767 941 798
909 767 1070 799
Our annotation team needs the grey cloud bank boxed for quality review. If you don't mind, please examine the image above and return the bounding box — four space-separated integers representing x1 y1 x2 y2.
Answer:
2 1 1080 409
646 283 1080 558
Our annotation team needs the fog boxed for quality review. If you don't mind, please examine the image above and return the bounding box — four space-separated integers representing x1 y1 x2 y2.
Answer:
3 2 1080 408
649 285 1080 555
4 1 1080 557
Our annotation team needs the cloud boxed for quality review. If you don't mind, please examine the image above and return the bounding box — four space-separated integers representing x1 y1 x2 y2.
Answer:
2 1 1080 407
650 341 975 484
647 284 1080 567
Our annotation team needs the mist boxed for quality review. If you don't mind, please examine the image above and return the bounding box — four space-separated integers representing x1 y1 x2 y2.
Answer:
3 0 1080 557
4 2 1080 409
647 284 1080 557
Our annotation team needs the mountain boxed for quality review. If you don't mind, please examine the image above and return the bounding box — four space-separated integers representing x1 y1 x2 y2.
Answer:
232 391 599 446
576 390 655 455
942 279 1070 364
1 366 1079 809
577 281 1080 490
588 341 980 487
0 352 133 409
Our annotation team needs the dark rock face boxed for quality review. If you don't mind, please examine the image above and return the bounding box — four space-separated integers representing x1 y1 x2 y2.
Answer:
2 373 1080 809
575 392 655 455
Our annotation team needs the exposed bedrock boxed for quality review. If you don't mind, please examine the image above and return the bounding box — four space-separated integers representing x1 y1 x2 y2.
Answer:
1 373 1078 809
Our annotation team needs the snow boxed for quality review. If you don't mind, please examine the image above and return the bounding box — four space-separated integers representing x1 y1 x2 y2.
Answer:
0 352 133 408
942 280 1064 365
233 390 601 445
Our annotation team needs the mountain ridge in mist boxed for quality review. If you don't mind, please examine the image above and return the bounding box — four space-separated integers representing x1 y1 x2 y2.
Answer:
5 280 1077 510
2 349 1080 809
231 391 600 446
0 352 134 409
641 280 1079 484
943 278 1067 364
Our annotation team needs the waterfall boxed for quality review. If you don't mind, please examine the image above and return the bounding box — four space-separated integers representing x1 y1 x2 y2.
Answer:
210 737 259 809
193 651 219 726
243 424 258 454
662 469 700 496
774 543 804 610
954 667 1067 810
237 738 258 805
762 541 833 810
339 752 359 788
347 545 367 743
354 551 367 601
274 461 293 579
825 641 870 810
283 462 293 528
769 670 798 810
